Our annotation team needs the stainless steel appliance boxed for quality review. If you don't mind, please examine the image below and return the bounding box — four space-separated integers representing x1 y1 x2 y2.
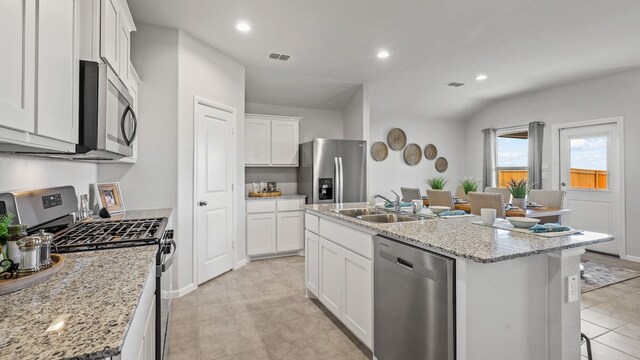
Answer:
298 139 367 204
75 60 137 160
374 236 455 360
0 186 174 360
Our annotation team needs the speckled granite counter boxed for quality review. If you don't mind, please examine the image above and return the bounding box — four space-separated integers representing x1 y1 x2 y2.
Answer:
305 202 613 263
245 194 307 200
0 208 173 359
0 246 157 360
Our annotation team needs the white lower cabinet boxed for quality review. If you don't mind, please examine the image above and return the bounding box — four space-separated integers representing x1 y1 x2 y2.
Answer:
310 215 373 349
319 237 343 317
305 230 319 296
118 262 155 360
342 249 372 344
246 213 277 255
277 211 303 252
246 199 304 257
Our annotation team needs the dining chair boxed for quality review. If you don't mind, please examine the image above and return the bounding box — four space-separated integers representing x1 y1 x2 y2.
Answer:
468 192 506 218
426 190 454 208
484 187 512 204
528 190 566 223
400 187 422 202
455 185 467 201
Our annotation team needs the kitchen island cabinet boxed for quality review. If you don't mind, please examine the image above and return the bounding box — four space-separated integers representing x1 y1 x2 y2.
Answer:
305 202 614 360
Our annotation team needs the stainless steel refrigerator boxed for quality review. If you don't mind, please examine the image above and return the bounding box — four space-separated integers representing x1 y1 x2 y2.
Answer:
298 139 367 204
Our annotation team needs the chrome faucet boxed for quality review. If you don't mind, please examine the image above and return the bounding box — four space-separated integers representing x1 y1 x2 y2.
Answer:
375 191 402 212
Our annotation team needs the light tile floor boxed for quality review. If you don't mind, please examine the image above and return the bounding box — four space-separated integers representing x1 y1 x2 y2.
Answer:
168 252 640 360
580 252 640 359
168 256 371 360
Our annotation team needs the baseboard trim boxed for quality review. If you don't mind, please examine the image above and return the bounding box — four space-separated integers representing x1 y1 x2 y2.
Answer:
234 258 248 269
622 255 640 263
170 283 197 298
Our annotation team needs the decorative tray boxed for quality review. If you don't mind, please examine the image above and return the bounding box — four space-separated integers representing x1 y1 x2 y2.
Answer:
0 254 65 295
248 191 282 198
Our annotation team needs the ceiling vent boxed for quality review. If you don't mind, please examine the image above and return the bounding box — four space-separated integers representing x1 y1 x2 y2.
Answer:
267 52 291 61
448 82 465 87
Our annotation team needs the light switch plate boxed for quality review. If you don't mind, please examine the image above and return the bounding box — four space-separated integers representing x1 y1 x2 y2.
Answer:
567 275 579 303
542 163 550 171
542 171 550 180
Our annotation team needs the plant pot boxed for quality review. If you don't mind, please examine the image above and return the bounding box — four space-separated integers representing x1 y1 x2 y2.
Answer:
512 197 527 209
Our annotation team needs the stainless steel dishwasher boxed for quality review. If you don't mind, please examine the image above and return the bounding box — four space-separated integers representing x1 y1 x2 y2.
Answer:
374 235 455 360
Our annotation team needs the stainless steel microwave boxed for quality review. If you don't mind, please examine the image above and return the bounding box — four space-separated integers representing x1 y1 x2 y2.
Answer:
75 60 137 160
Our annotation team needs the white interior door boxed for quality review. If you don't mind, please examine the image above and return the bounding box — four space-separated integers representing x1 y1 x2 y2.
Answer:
195 101 235 284
559 122 623 255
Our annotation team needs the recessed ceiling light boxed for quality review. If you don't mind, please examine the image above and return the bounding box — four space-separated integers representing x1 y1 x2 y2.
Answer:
377 50 390 59
236 22 251 32
475 74 488 81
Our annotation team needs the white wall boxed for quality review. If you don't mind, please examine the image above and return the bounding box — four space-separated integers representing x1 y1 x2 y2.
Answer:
98 24 179 211
177 30 246 292
368 112 467 198
245 102 343 143
464 68 640 259
343 84 370 141
0 155 97 196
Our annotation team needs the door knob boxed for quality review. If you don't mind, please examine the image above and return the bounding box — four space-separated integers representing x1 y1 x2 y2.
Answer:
199 201 208 206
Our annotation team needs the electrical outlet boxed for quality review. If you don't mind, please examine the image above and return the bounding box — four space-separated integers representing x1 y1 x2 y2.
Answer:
567 275 579 303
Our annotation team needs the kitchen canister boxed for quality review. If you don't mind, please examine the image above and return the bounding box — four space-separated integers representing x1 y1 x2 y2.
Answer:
38 229 54 268
17 235 41 273
6 224 27 266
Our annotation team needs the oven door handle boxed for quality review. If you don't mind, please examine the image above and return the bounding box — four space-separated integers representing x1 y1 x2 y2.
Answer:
161 239 176 272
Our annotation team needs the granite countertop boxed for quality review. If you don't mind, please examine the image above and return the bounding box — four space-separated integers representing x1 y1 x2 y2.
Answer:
245 194 307 200
305 202 614 263
0 246 157 360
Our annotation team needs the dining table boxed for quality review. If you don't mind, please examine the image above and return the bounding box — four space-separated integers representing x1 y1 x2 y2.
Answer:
422 199 571 218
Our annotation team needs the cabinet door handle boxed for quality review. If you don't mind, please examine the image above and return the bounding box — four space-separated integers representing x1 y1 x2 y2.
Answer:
199 201 208 206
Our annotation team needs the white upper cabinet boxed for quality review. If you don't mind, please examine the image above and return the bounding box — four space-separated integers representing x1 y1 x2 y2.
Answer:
245 117 271 165
36 0 79 143
244 114 300 167
0 0 36 133
100 0 136 81
0 0 79 151
100 0 120 74
271 120 299 166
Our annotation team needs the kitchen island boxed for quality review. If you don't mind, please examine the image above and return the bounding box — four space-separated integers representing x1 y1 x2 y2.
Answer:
304 203 614 360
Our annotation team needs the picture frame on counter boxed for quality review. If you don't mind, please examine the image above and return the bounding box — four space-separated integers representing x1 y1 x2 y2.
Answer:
95 182 126 213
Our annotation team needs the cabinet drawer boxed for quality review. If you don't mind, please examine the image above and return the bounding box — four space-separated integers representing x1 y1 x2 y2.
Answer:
305 213 319 234
277 199 303 212
319 219 372 260
246 200 276 213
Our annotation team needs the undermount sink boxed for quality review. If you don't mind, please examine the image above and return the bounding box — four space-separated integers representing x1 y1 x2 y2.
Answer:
358 213 427 223
334 208 385 217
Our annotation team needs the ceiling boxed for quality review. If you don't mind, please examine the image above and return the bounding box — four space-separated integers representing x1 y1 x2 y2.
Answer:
128 0 640 119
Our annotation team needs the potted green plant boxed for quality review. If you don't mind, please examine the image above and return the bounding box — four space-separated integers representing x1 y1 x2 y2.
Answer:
425 176 448 190
0 212 14 271
504 178 533 209
459 177 480 200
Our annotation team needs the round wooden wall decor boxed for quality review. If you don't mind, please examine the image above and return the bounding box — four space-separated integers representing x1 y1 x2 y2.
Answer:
387 128 407 150
371 142 389 161
424 144 438 160
435 157 448 173
403 144 422 166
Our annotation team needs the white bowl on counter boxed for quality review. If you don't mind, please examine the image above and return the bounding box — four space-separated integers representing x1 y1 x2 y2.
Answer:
429 206 450 215
506 217 540 228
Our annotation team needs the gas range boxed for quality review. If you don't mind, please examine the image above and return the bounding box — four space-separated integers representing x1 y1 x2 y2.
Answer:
52 217 168 253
